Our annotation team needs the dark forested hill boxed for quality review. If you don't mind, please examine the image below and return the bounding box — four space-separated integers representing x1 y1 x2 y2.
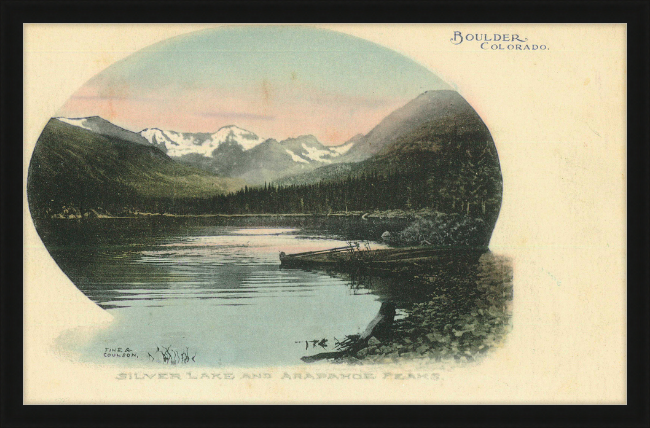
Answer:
272 90 502 225
343 90 490 161
27 119 243 219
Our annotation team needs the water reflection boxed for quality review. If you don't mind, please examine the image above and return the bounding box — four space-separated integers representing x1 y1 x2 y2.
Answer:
39 217 511 367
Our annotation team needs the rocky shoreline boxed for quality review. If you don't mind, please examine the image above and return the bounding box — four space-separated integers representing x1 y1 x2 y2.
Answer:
46 208 443 221
330 252 513 365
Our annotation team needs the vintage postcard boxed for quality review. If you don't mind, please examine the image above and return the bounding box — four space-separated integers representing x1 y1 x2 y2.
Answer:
23 24 626 404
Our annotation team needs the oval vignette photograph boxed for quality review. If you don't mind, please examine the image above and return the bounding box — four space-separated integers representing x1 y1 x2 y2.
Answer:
26 25 513 369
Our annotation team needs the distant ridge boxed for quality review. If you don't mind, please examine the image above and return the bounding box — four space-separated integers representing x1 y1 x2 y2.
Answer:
138 126 356 185
50 115 362 186
54 116 152 147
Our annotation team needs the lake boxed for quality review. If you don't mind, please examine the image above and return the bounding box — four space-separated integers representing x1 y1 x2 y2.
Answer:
39 216 513 367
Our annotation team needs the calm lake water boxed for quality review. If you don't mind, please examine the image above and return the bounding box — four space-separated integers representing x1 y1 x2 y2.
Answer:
39 217 512 368
45 218 390 367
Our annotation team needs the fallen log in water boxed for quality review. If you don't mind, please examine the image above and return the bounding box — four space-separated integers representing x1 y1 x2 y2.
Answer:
301 302 396 363
280 246 487 274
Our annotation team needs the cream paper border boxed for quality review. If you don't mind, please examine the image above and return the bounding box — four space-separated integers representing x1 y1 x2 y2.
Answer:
24 24 627 404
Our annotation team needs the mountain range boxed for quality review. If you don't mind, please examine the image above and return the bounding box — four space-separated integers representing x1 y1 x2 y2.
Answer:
31 90 502 223
54 90 482 183
56 118 356 184
277 90 495 185
139 125 265 155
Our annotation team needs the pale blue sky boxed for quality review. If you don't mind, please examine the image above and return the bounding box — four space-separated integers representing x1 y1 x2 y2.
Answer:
60 25 452 144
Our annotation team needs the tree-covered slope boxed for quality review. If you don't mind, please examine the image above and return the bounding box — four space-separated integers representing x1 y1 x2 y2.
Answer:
273 90 502 225
27 119 243 219
343 90 490 161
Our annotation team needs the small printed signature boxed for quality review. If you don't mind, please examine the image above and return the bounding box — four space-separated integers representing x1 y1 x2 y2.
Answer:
103 345 196 364
104 347 138 358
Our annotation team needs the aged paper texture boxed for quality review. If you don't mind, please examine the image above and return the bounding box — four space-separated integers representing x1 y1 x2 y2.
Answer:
23 24 626 404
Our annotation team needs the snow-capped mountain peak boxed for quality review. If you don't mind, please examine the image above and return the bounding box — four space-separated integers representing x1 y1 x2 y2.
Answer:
330 141 354 155
210 125 263 151
54 116 152 147
56 117 94 131
139 125 264 157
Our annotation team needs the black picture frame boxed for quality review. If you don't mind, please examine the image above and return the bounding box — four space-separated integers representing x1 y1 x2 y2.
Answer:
2 1 648 427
